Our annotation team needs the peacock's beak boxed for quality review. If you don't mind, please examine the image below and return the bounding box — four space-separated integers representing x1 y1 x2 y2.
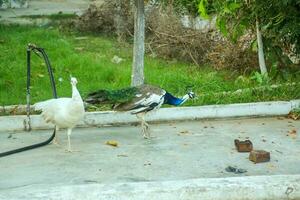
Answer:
188 92 196 99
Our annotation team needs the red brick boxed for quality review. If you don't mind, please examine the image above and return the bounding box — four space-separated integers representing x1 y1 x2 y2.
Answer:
249 150 270 163
234 139 253 152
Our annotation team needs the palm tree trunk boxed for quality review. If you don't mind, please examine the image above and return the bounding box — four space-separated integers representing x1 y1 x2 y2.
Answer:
256 18 268 75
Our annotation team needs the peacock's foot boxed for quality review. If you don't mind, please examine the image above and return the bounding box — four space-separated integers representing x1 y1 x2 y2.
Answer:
144 134 157 139
64 148 80 153
142 127 149 139
143 133 150 139
142 130 151 139
52 139 60 146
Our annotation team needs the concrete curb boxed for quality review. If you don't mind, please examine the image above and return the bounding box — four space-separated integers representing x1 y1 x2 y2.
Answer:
0 100 299 132
1 175 300 200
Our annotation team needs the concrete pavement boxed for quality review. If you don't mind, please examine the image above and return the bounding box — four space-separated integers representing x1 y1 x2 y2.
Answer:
0 0 90 24
0 117 299 199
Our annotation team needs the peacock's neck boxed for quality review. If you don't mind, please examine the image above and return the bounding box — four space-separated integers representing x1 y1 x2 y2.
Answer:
164 92 189 106
180 94 190 105
72 85 83 102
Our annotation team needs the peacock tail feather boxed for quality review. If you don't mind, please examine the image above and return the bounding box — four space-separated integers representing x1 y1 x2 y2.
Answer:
86 86 139 104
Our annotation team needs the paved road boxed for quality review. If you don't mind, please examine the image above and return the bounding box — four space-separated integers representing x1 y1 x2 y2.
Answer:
0 0 91 24
0 117 299 191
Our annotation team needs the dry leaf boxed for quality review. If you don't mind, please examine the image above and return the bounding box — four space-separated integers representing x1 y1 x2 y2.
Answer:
37 73 45 78
179 130 189 135
75 37 88 40
287 129 297 139
287 111 300 120
117 154 128 157
267 164 276 169
289 129 297 135
105 140 118 147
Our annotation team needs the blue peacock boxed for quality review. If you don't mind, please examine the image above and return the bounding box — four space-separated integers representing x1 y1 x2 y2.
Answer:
85 84 195 138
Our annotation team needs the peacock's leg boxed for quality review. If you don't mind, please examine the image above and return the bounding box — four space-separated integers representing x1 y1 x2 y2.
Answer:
144 121 150 138
141 113 150 139
66 128 72 152
52 126 60 145
137 113 148 139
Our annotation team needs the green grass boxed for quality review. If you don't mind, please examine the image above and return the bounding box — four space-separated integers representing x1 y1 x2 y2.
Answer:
0 24 299 110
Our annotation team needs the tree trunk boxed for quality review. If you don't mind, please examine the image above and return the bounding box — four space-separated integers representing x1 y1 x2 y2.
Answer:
256 19 268 75
131 0 145 86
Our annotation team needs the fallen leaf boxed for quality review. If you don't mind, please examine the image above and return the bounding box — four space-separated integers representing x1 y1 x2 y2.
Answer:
105 140 118 147
267 164 276 169
75 47 84 51
37 73 44 78
179 130 189 135
262 139 267 142
75 36 88 40
287 111 300 120
275 150 283 154
111 55 123 64
290 129 297 135
287 129 297 139
117 154 128 157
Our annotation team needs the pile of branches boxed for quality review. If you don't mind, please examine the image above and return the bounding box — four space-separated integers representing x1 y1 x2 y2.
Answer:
76 0 134 37
76 1 259 71
146 7 258 70
146 7 214 66
206 33 258 71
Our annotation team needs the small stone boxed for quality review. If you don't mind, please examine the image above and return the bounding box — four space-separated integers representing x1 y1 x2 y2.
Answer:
225 166 247 174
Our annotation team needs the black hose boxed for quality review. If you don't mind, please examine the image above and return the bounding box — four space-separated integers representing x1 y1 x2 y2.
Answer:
0 130 56 157
0 44 57 158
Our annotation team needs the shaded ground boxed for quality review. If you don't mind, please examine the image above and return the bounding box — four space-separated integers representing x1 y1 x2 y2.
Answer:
0 117 299 190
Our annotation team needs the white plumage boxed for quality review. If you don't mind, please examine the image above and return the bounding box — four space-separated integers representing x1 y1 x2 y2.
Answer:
34 77 85 152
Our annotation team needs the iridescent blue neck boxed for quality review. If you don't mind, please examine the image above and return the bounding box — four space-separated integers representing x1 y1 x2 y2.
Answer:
164 92 185 106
